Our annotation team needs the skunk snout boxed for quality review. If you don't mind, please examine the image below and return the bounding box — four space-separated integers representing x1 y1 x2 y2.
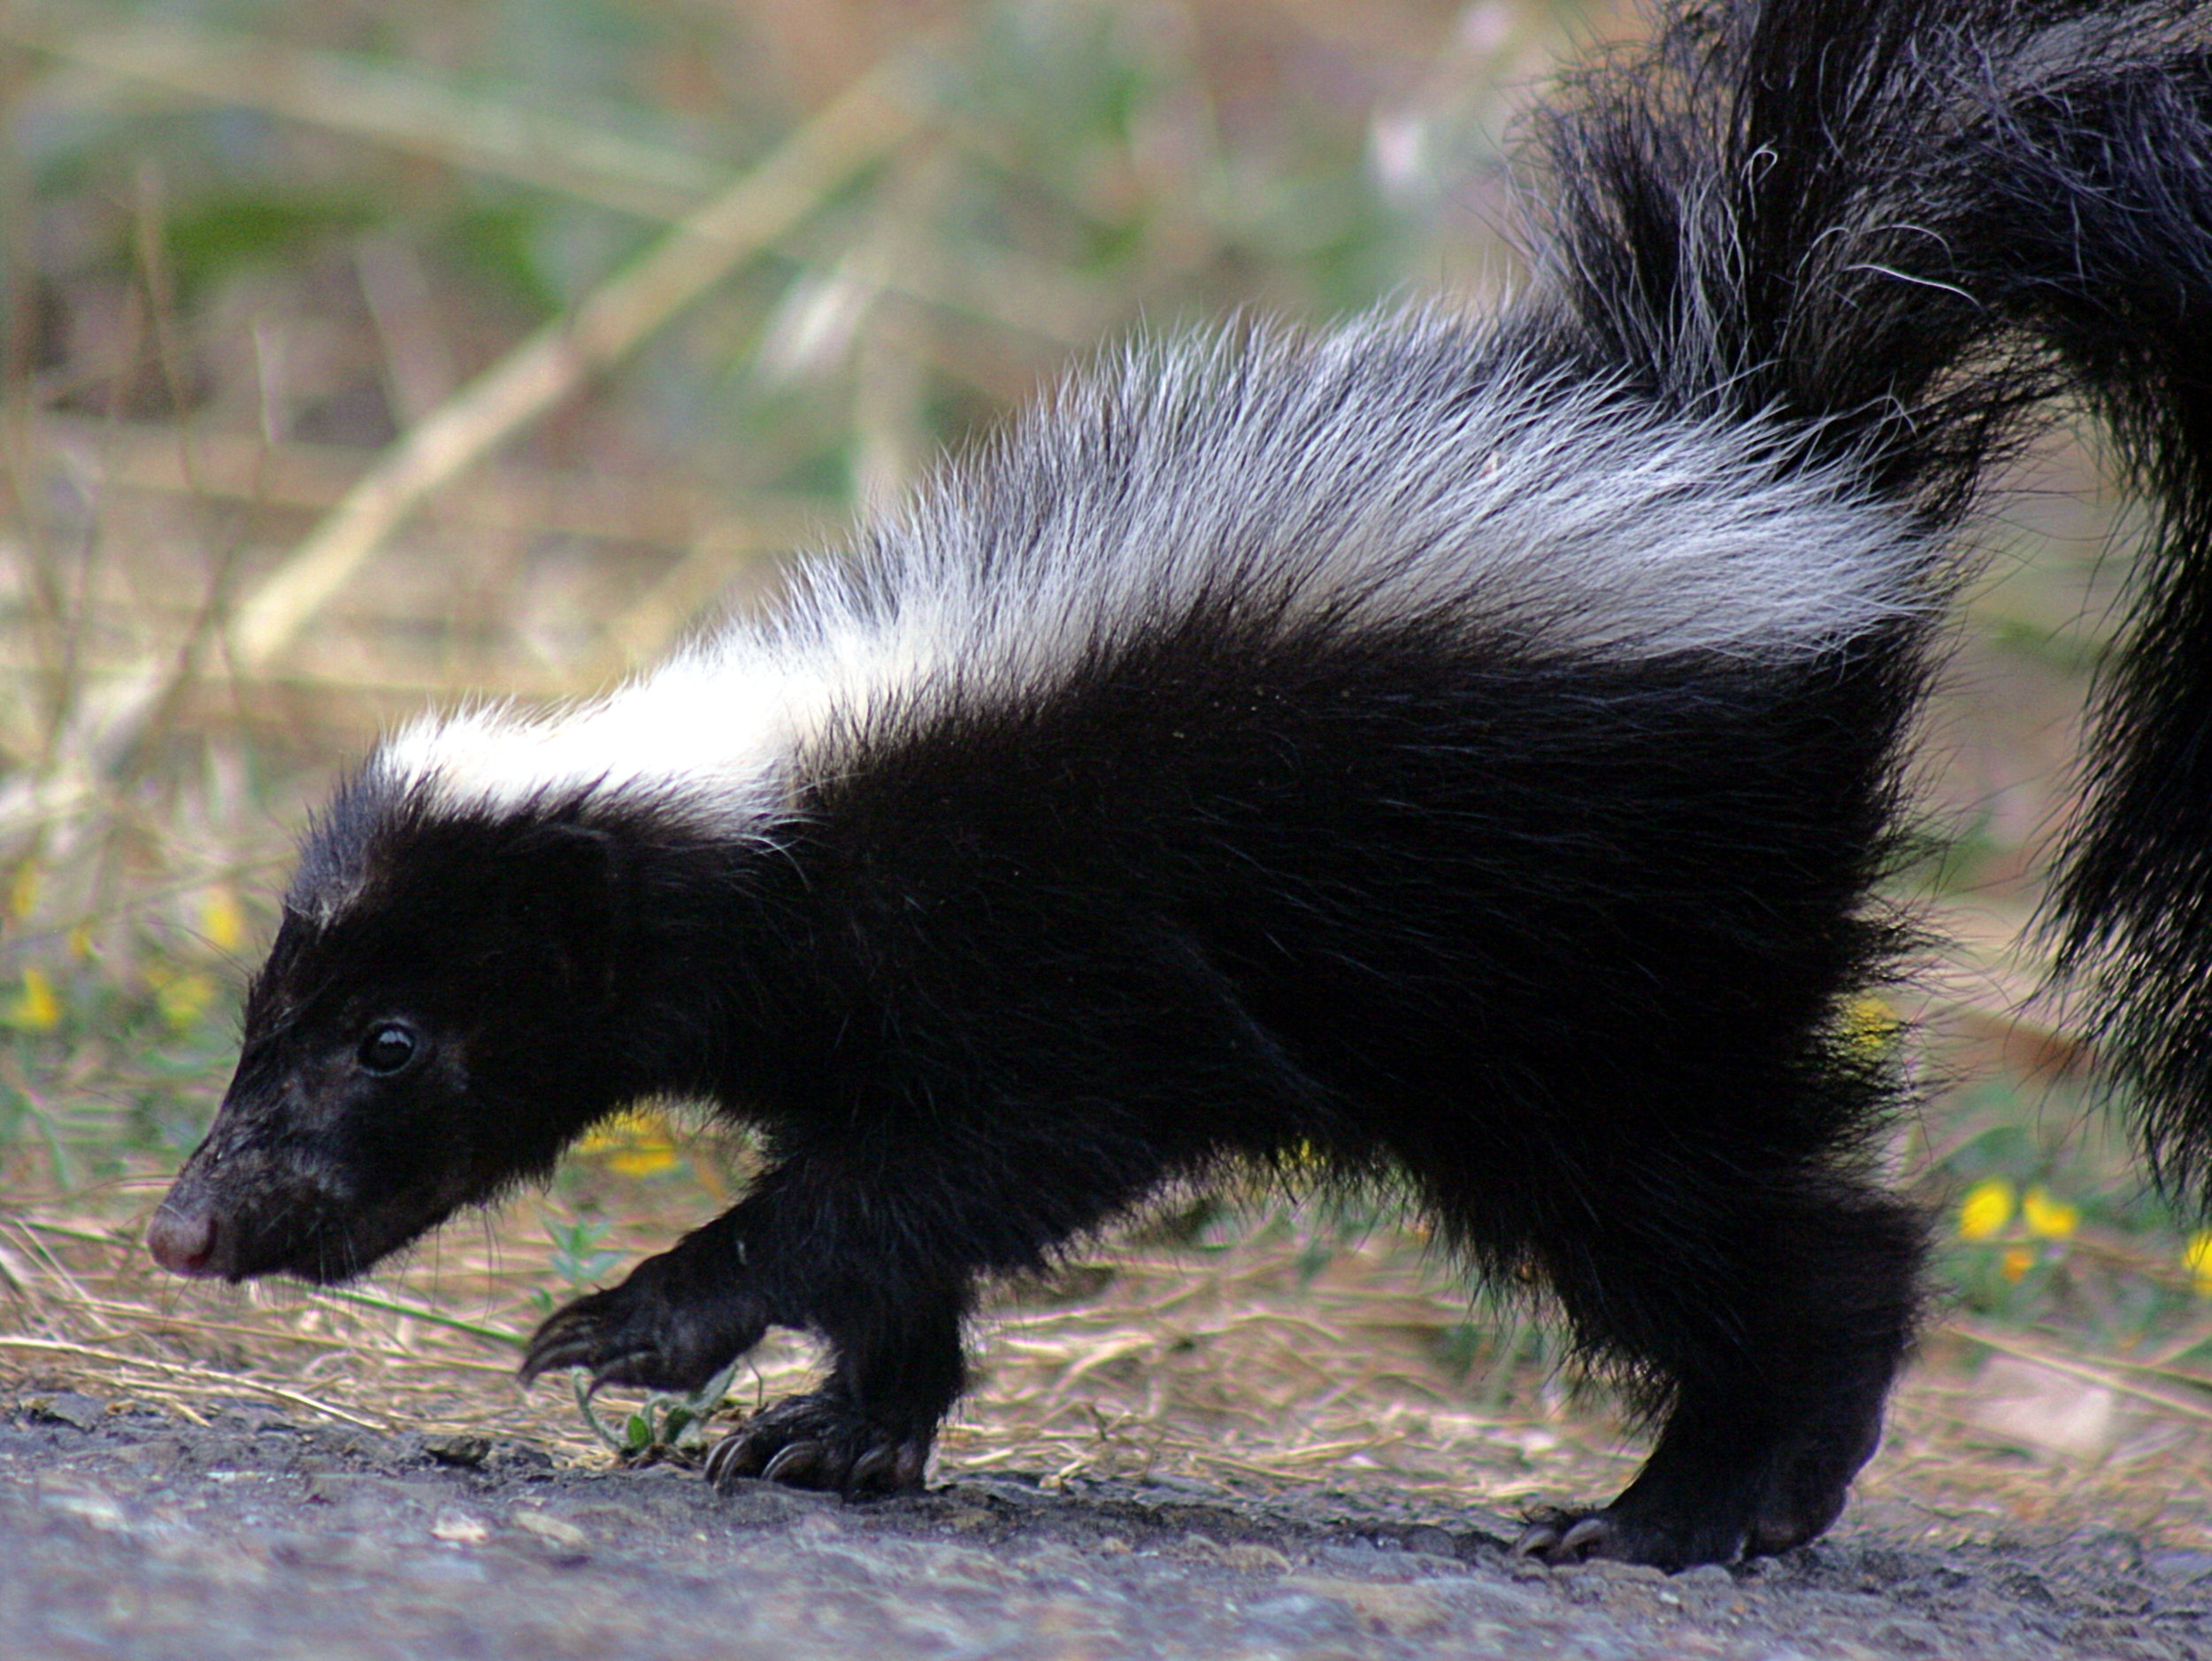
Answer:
146 1130 298 1282
146 1201 224 1278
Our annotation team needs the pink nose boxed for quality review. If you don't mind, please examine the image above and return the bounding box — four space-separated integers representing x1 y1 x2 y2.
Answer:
146 1206 220 1277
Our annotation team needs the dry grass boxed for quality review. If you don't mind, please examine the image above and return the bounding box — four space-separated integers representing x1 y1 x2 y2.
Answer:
2 1167 1640 1499
0 0 2209 1549
5 1155 2211 1546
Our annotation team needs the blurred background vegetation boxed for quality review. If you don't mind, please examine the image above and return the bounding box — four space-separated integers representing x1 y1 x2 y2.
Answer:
0 0 2206 1524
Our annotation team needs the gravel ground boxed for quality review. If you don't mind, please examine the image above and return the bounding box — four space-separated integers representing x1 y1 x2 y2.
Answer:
2 1394 2208 1660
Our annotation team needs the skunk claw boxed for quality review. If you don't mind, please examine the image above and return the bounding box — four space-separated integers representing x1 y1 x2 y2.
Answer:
1512 1522 1561 1560
703 1433 761 1486
759 1439 825 1484
703 1390 933 1497
848 1444 896 1488
1513 1509 1618 1565
1558 1516 1612 1555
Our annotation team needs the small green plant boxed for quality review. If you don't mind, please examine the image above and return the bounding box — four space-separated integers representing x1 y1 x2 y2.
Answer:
572 1358 741 1465
532 1206 740 1459
533 1211 623 1314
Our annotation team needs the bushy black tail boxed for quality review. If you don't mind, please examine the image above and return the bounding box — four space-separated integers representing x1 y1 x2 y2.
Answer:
1532 0 2212 1202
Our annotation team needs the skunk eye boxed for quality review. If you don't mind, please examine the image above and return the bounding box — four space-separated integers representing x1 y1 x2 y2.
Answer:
357 1022 421 1076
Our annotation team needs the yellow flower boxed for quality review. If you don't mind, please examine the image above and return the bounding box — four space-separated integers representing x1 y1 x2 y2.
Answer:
2000 1244 2035 1283
580 1110 680 1177
608 1142 680 1178
575 1111 641 1153
1958 1177 2014 1241
6 966 62 1032
8 864 38 922
65 924 95 962
200 888 246 955
1839 994 1901 1056
2185 1232 2212 1296
155 971 214 1033
2020 1186 2078 1242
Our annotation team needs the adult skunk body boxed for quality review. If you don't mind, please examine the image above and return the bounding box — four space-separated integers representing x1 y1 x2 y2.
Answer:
150 0 2212 1568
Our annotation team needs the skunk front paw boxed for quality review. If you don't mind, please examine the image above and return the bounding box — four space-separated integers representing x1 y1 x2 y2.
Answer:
520 1257 764 1396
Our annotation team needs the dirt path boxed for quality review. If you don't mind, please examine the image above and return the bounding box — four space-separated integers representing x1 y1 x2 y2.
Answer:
2 1394 2206 1660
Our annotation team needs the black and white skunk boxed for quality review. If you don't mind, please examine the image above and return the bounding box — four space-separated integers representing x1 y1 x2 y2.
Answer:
149 0 2212 1568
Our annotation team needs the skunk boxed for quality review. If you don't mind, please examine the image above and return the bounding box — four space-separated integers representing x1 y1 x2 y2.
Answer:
149 0 2212 1568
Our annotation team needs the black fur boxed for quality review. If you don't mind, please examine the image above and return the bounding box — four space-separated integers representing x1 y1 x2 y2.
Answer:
149 0 2212 1569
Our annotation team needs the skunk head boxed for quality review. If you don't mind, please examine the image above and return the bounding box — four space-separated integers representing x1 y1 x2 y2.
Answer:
149 762 639 1284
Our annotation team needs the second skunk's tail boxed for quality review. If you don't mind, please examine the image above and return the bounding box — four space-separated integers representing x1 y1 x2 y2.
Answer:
2008 48 2212 1200
1533 0 2212 1199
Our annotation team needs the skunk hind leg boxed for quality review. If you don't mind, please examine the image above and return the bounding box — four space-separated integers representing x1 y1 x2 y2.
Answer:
1466 1119 1926 1569
1512 1332 1900 1569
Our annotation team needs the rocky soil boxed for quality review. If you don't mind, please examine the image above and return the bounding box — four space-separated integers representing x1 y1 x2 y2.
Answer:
1 1393 2207 1660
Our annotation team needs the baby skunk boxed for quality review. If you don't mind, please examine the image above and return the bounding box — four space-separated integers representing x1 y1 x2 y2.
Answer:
150 0 2212 1569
